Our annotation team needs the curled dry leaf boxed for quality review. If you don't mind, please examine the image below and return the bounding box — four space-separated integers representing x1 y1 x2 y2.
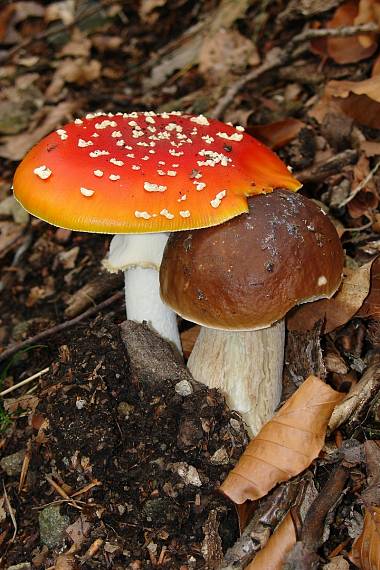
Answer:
347 154 379 219
357 257 380 318
246 119 305 149
350 507 380 569
287 262 373 333
220 376 343 504
311 75 380 129
311 0 378 64
246 511 297 570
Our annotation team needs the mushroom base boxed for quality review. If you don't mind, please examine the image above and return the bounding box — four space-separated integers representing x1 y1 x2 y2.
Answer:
187 320 285 436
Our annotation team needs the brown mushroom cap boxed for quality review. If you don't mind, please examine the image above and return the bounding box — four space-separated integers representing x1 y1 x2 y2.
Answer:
160 190 344 330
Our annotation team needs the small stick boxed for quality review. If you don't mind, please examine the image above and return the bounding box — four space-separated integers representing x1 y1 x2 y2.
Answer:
0 367 49 397
339 160 380 207
45 475 82 510
18 440 32 493
81 538 103 562
70 479 102 498
2 480 17 542
212 23 379 119
0 290 123 364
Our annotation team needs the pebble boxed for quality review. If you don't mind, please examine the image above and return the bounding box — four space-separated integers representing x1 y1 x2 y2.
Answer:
174 380 193 396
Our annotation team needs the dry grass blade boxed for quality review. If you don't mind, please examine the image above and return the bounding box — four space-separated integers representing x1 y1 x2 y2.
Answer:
220 376 344 504
350 507 380 569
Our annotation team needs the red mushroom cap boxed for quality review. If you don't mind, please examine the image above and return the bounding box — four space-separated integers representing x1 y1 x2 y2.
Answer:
13 111 301 233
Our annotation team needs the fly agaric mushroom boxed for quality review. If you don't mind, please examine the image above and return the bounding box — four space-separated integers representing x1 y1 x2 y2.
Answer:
13 111 300 351
160 190 344 435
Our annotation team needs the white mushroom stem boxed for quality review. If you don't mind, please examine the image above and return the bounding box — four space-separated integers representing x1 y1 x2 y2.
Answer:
187 320 285 436
103 233 181 352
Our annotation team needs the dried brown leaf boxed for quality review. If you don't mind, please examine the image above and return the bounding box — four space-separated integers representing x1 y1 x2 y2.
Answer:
357 258 380 318
220 376 343 504
311 0 378 63
199 28 259 84
287 262 373 333
247 119 306 149
246 511 297 569
350 507 380 569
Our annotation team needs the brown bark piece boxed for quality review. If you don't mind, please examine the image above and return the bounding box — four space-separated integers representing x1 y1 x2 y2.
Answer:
64 272 123 318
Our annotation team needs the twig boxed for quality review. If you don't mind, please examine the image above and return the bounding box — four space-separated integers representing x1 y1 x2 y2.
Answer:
220 478 301 569
339 160 380 207
18 440 32 493
0 367 49 397
212 23 380 119
0 290 124 364
45 475 82 510
2 480 17 542
284 464 350 569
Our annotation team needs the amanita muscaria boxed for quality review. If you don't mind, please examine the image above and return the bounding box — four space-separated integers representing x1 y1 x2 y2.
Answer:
13 111 300 350
160 190 344 435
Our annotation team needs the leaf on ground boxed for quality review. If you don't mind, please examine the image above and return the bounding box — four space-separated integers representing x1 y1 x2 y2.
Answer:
199 28 259 84
347 154 378 219
287 262 373 333
356 257 380 319
310 0 378 64
362 441 380 506
350 507 380 569
246 119 305 149
246 511 297 569
220 376 343 504
0 100 78 160
311 75 380 129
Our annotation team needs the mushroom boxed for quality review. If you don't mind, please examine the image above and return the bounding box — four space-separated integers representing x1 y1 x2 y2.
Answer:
13 111 300 351
160 190 344 435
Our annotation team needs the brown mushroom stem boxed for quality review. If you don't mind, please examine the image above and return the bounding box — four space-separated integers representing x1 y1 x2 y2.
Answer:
187 320 285 436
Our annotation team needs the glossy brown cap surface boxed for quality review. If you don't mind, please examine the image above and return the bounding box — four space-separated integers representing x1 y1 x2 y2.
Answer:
160 190 344 330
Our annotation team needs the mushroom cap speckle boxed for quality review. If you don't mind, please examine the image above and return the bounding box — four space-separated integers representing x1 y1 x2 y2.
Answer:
160 190 344 330
13 111 300 234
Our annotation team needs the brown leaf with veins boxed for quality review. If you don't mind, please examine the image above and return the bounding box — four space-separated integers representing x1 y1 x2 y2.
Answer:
287 262 373 333
350 507 380 569
220 376 343 504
